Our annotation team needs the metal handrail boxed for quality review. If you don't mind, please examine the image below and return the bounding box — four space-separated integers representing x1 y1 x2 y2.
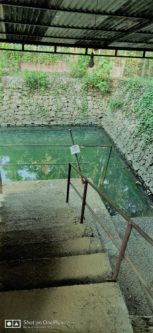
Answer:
66 163 153 283
0 162 88 166
0 144 112 147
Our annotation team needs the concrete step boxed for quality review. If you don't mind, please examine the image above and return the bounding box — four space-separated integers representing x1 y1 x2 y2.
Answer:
0 223 92 246
0 236 104 261
0 253 111 290
0 216 80 231
0 283 133 333
3 209 80 230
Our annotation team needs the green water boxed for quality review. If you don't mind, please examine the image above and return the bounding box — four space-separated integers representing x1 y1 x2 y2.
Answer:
0 126 152 217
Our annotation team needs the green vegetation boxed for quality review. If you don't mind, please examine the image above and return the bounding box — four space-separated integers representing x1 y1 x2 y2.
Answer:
0 50 6 79
84 70 111 93
70 56 88 78
84 58 112 92
0 43 70 75
21 51 62 65
0 60 3 79
109 77 153 143
23 70 49 90
80 97 88 116
109 96 124 112
70 56 112 93
0 45 22 75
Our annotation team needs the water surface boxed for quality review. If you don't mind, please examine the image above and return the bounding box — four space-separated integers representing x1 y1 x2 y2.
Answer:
0 126 152 217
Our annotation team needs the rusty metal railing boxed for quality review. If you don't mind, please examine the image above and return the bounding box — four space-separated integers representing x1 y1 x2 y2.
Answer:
66 163 153 295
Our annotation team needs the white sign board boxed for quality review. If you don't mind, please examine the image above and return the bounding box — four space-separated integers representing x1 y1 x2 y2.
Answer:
70 145 80 155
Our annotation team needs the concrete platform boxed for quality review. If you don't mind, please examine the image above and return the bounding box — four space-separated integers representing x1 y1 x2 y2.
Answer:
0 253 111 290
0 237 104 261
0 283 133 333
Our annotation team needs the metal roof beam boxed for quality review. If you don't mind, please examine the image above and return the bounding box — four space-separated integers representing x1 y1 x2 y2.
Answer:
1 2 153 21
0 38 105 49
1 32 153 45
1 45 153 59
105 18 153 47
1 39 153 52
1 18 153 36
0 18 123 32
0 31 110 42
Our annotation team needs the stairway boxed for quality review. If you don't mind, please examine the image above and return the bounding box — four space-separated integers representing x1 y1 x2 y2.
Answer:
0 179 133 332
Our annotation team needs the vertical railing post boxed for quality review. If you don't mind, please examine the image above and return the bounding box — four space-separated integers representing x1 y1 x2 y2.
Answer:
112 222 132 281
98 146 112 187
0 171 2 193
69 129 84 184
102 145 112 185
80 180 88 224
66 163 71 203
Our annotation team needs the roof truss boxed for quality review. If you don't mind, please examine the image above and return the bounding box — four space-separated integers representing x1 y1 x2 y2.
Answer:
1 1 153 57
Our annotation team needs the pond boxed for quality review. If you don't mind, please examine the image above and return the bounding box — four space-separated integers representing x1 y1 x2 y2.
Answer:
0 126 152 217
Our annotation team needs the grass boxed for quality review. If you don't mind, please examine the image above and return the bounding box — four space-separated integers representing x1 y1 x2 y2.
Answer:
70 56 88 78
23 70 49 90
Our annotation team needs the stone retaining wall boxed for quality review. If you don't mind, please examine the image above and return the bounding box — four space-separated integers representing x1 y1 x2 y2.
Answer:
101 109 153 194
0 74 152 193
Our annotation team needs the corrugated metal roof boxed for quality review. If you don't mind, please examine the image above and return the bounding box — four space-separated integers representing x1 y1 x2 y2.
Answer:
1 0 153 52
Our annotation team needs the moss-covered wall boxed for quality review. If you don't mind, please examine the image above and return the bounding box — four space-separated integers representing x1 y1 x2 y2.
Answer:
0 75 99 126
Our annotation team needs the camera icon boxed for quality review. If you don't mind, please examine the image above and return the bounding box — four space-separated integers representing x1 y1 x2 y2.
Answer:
5 320 21 328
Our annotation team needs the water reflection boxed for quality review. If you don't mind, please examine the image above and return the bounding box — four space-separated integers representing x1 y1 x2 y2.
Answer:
18 168 37 180
0 127 152 217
